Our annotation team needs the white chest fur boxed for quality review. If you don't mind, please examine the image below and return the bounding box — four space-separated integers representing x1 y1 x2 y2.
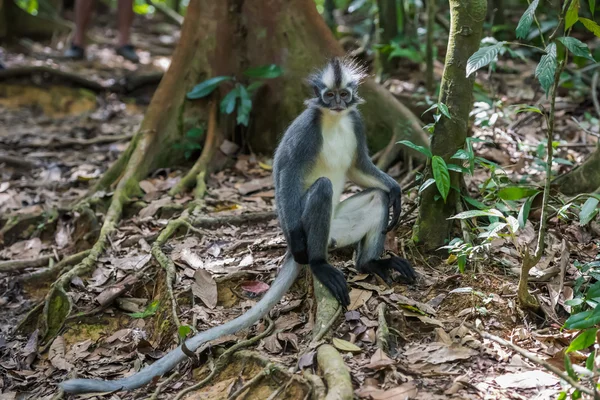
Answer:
304 111 357 205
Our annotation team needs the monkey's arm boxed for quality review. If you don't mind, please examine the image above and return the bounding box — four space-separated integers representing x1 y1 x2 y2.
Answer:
60 256 300 394
348 112 402 232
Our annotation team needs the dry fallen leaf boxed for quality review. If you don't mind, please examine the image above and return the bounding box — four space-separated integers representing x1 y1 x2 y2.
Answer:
49 336 74 371
355 380 417 399
348 288 372 311
495 370 559 388
404 342 478 365
181 248 204 269
192 269 218 309
332 337 362 353
365 348 395 370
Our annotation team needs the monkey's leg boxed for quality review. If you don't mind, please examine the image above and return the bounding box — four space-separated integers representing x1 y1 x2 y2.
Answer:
329 189 416 284
301 177 350 306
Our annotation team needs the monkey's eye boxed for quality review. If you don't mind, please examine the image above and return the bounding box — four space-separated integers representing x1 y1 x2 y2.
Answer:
340 91 349 98
325 92 334 98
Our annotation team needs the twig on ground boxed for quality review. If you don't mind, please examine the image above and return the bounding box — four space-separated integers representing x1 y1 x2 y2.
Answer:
191 211 277 228
20 134 133 149
20 250 91 283
229 364 274 399
467 323 594 397
376 303 390 353
173 317 275 400
145 0 184 25
147 372 180 400
0 255 53 273
0 154 38 170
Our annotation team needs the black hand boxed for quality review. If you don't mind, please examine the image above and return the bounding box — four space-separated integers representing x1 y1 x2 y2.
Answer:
289 227 309 265
384 185 401 233
310 260 350 307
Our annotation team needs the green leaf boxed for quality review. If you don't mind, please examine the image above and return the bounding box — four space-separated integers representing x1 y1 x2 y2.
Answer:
535 43 557 95
447 163 467 173
237 84 252 126
247 81 263 92
432 156 450 203
332 337 362 353
438 103 451 119
243 64 283 79
572 390 582 400
565 0 580 31
587 281 600 299
457 254 466 273
186 127 205 139
566 329 597 353
178 325 193 340
451 149 470 160
187 76 231 99
565 298 585 306
397 140 433 158
463 196 487 210
466 43 504 77
557 392 567 400
128 300 160 319
558 37 595 61
422 103 438 116
565 309 600 329
586 352 595 371
513 104 543 114
516 0 540 39
579 197 599 225
220 88 239 114
590 0 596 15
449 209 504 219
497 186 539 201
564 355 578 381
580 18 600 37
419 178 436 193
518 194 537 228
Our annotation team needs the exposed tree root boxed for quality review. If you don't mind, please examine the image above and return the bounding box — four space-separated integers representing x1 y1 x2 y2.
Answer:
552 146 600 196
151 211 205 329
303 370 327 400
146 372 180 400
0 153 38 170
229 363 275 399
190 211 277 229
376 303 390 353
173 317 275 400
316 345 353 400
311 277 342 342
169 101 219 198
17 133 133 149
0 255 53 274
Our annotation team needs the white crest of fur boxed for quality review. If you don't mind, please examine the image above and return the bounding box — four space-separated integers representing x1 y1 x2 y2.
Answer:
309 57 368 89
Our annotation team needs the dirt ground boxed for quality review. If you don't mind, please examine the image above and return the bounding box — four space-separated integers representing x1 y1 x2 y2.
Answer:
1 6 599 400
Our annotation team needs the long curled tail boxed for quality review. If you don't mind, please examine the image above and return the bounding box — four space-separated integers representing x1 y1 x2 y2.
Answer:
60 256 301 394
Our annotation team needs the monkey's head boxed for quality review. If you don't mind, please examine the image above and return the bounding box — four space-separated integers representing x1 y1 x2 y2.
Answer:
308 57 366 113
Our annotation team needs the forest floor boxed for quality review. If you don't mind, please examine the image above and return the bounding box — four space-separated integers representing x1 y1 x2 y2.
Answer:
1 7 600 400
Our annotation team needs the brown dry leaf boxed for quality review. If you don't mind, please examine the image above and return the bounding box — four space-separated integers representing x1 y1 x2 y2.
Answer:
402 310 444 327
495 370 559 388
139 180 157 193
365 348 395 370
355 381 417 399
236 176 273 195
277 332 299 351
390 293 437 315
7 238 42 260
404 342 478 365
55 221 71 249
332 337 362 353
49 336 74 371
263 334 283 354
348 288 372 311
274 312 302 331
138 196 171 218
181 248 204 269
192 269 218 309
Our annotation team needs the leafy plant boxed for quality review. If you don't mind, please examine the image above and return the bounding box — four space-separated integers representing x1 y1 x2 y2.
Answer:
186 64 283 127
173 126 206 160
128 300 160 319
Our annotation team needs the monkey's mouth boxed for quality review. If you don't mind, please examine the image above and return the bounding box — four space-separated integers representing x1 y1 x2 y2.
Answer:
331 107 345 112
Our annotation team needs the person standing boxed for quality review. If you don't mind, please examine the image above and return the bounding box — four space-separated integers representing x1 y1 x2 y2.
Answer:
64 0 139 63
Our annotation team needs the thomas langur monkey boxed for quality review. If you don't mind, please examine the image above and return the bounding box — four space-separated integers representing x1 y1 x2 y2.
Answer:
59 57 415 394
273 57 416 306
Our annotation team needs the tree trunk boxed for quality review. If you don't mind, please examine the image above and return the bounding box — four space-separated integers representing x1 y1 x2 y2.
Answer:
376 0 399 77
412 0 487 251
553 145 600 195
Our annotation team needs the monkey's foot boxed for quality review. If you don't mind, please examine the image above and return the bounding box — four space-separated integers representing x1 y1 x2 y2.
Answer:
359 256 416 286
310 261 350 307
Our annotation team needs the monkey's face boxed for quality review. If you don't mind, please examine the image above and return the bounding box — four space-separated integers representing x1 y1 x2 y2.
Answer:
308 57 366 112
319 87 354 112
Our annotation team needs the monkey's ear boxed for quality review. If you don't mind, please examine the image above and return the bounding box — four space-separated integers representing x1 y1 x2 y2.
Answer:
313 86 321 98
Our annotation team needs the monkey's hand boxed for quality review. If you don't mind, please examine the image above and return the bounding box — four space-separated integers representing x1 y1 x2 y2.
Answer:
310 261 350 307
384 185 401 233
289 227 309 265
